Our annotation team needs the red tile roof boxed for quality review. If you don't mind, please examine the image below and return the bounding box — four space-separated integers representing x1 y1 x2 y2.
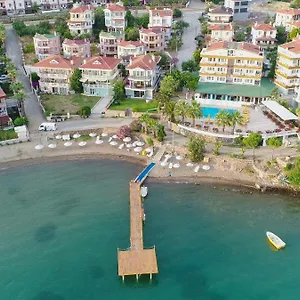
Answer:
287 20 300 27
208 23 233 31
140 27 163 35
79 56 121 70
206 41 261 54
63 38 90 46
105 3 125 12
0 87 6 99
149 8 173 17
209 6 233 15
252 23 276 31
277 8 300 15
33 55 83 69
280 38 300 53
70 4 94 13
127 55 161 70
118 40 144 47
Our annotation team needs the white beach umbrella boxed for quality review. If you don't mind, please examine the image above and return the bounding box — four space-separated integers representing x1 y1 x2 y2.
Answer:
165 154 172 159
123 137 131 143
176 155 183 160
35 144 43 150
202 165 211 171
55 135 62 140
101 133 108 137
108 137 112 142
95 139 103 145
126 143 134 148
161 161 168 167
64 141 72 147
73 133 81 139
194 166 200 173
78 141 87 147
118 143 125 150
89 133 97 137
145 147 152 153
136 141 145 147
112 134 119 139
132 141 138 147
134 147 143 152
186 162 194 167
173 163 180 169
168 163 173 169
48 143 57 149
110 141 118 146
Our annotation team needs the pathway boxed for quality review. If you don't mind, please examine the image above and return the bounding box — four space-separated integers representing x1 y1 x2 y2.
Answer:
91 96 112 115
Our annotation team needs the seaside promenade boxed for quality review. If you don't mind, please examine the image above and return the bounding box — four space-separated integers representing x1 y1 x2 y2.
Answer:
117 181 158 281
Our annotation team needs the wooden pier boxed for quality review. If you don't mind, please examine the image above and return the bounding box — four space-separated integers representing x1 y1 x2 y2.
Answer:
117 181 158 280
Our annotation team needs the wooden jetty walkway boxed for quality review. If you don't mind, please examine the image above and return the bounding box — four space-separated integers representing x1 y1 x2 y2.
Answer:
117 181 158 280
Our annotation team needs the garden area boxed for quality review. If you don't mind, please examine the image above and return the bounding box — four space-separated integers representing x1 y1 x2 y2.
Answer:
109 99 157 112
0 130 18 141
40 94 100 115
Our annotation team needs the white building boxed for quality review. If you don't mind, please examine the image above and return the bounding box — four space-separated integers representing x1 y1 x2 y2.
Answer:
5 0 27 15
208 23 234 43
117 40 146 60
275 38 300 95
148 8 173 41
104 2 126 33
199 41 264 86
224 0 249 20
68 4 95 36
274 8 300 29
39 0 73 11
208 6 233 24
251 23 277 49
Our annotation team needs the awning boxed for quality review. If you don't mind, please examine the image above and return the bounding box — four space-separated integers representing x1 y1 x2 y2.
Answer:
262 101 298 121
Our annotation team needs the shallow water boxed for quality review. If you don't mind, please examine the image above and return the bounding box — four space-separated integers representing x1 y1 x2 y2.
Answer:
0 159 300 300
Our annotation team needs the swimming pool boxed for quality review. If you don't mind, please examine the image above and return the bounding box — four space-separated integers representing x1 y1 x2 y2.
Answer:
202 106 236 118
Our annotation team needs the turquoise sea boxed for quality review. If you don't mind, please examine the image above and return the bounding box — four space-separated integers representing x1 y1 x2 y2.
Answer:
1 159 300 300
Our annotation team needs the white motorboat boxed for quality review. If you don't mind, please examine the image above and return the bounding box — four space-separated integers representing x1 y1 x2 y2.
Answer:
266 231 286 250
141 186 148 198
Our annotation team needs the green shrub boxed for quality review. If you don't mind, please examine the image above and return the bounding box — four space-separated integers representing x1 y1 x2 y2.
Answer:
77 106 91 118
23 44 34 53
146 137 154 146
284 163 293 171
0 130 18 141
14 117 28 126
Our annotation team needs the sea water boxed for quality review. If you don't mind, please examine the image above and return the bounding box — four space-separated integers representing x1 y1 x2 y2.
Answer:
0 160 300 300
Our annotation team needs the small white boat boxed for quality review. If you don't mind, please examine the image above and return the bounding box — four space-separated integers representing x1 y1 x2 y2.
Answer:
266 231 286 250
141 186 148 198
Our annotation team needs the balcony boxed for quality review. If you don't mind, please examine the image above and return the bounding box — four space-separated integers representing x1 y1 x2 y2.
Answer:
128 75 153 81
40 72 69 80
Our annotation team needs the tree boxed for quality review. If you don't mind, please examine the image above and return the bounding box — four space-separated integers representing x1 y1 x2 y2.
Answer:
6 61 17 81
157 124 166 142
10 81 24 94
271 87 280 100
188 136 206 162
93 8 105 38
212 141 223 156
182 59 199 72
125 27 139 41
215 110 231 132
0 24 6 48
243 133 263 159
135 13 149 28
173 8 182 18
168 36 183 51
113 80 125 104
193 50 201 64
181 72 199 91
77 106 91 118
235 31 246 42
155 51 170 69
14 117 28 126
187 99 202 127
288 28 300 41
173 20 189 34
175 100 189 123
267 137 282 160
32 2 39 13
70 69 83 93
31 72 40 82
296 106 300 117
287 158 300 186
55 17 71 39
125 11 135 28
139 113 152 134
229 111 244 133
291 0 300 8
159 75 179 98
276 26 287 44
118 63 127 77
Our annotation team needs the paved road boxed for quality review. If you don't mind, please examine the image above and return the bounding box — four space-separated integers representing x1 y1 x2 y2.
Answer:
5 27 46 132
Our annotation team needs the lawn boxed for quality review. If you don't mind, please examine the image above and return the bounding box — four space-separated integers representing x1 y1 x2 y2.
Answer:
40 94 100 115
109 98 157 112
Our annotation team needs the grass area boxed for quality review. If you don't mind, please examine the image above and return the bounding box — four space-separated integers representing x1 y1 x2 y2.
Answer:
0 130 18 141
20 36 37 65
40 94 100 115
109 98 157 112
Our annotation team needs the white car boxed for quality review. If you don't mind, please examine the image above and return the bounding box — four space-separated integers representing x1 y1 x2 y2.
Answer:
0 74 10 82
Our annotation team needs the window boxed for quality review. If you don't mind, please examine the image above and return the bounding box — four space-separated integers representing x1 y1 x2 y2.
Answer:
241 1 248 5
240 8 248 12
235 2 240 6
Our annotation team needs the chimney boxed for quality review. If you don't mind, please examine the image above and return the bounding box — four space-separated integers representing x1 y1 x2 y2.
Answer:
83 59 86 64
151 55 155 62
70 59 74 65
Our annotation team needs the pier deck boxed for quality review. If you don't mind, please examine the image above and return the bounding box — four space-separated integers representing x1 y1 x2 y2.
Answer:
117 181 158 278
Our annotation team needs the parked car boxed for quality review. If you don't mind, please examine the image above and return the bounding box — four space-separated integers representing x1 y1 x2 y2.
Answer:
0 74 10 83
38 122 57 131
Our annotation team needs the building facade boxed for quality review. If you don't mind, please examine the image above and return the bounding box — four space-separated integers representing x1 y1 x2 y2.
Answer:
62 38 91 58
148 8 173 41
79 56 121 97
5 0 28 15
208 23 233 43
199 41 264 86
99 31 124 57
224 0 249 20
275 38 300 95
125 55 161 100
274 8 300 29
33 33 61 61
104 2 126 33
39 0 73 11
251 23 277 49
33 55 82 95
139 28 165 53
0 87 10 127
68 4 95 35
117 40 146 60
208 6 233 24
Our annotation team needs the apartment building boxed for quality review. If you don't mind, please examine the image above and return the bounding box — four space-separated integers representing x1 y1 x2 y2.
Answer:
208 6 233 24
62 38 91 58
68 4 95 35
104 2 126 33
275 38 300 95
0 87 9 127
274 8 300 29
0 0 5 15
5 0 28 15
33 33 61 61
125 55 161 100
286 20 300 33
139 28 165 53
99 31 124 57
39 0 73 11
33 55 82 95
79 56 121 97
148 8 173 41
199 41 264 86
251 23 277 49
208 23 233 43
117 40 146 60
224 0 249 20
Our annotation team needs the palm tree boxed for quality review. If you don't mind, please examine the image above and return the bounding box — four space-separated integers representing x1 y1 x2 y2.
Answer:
6 62 17 82
215 110 231 132
187 99 202 127
10 81 24 95
230 111 244 133
138 113 152 134
175 100 189 124
0 24 5 47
